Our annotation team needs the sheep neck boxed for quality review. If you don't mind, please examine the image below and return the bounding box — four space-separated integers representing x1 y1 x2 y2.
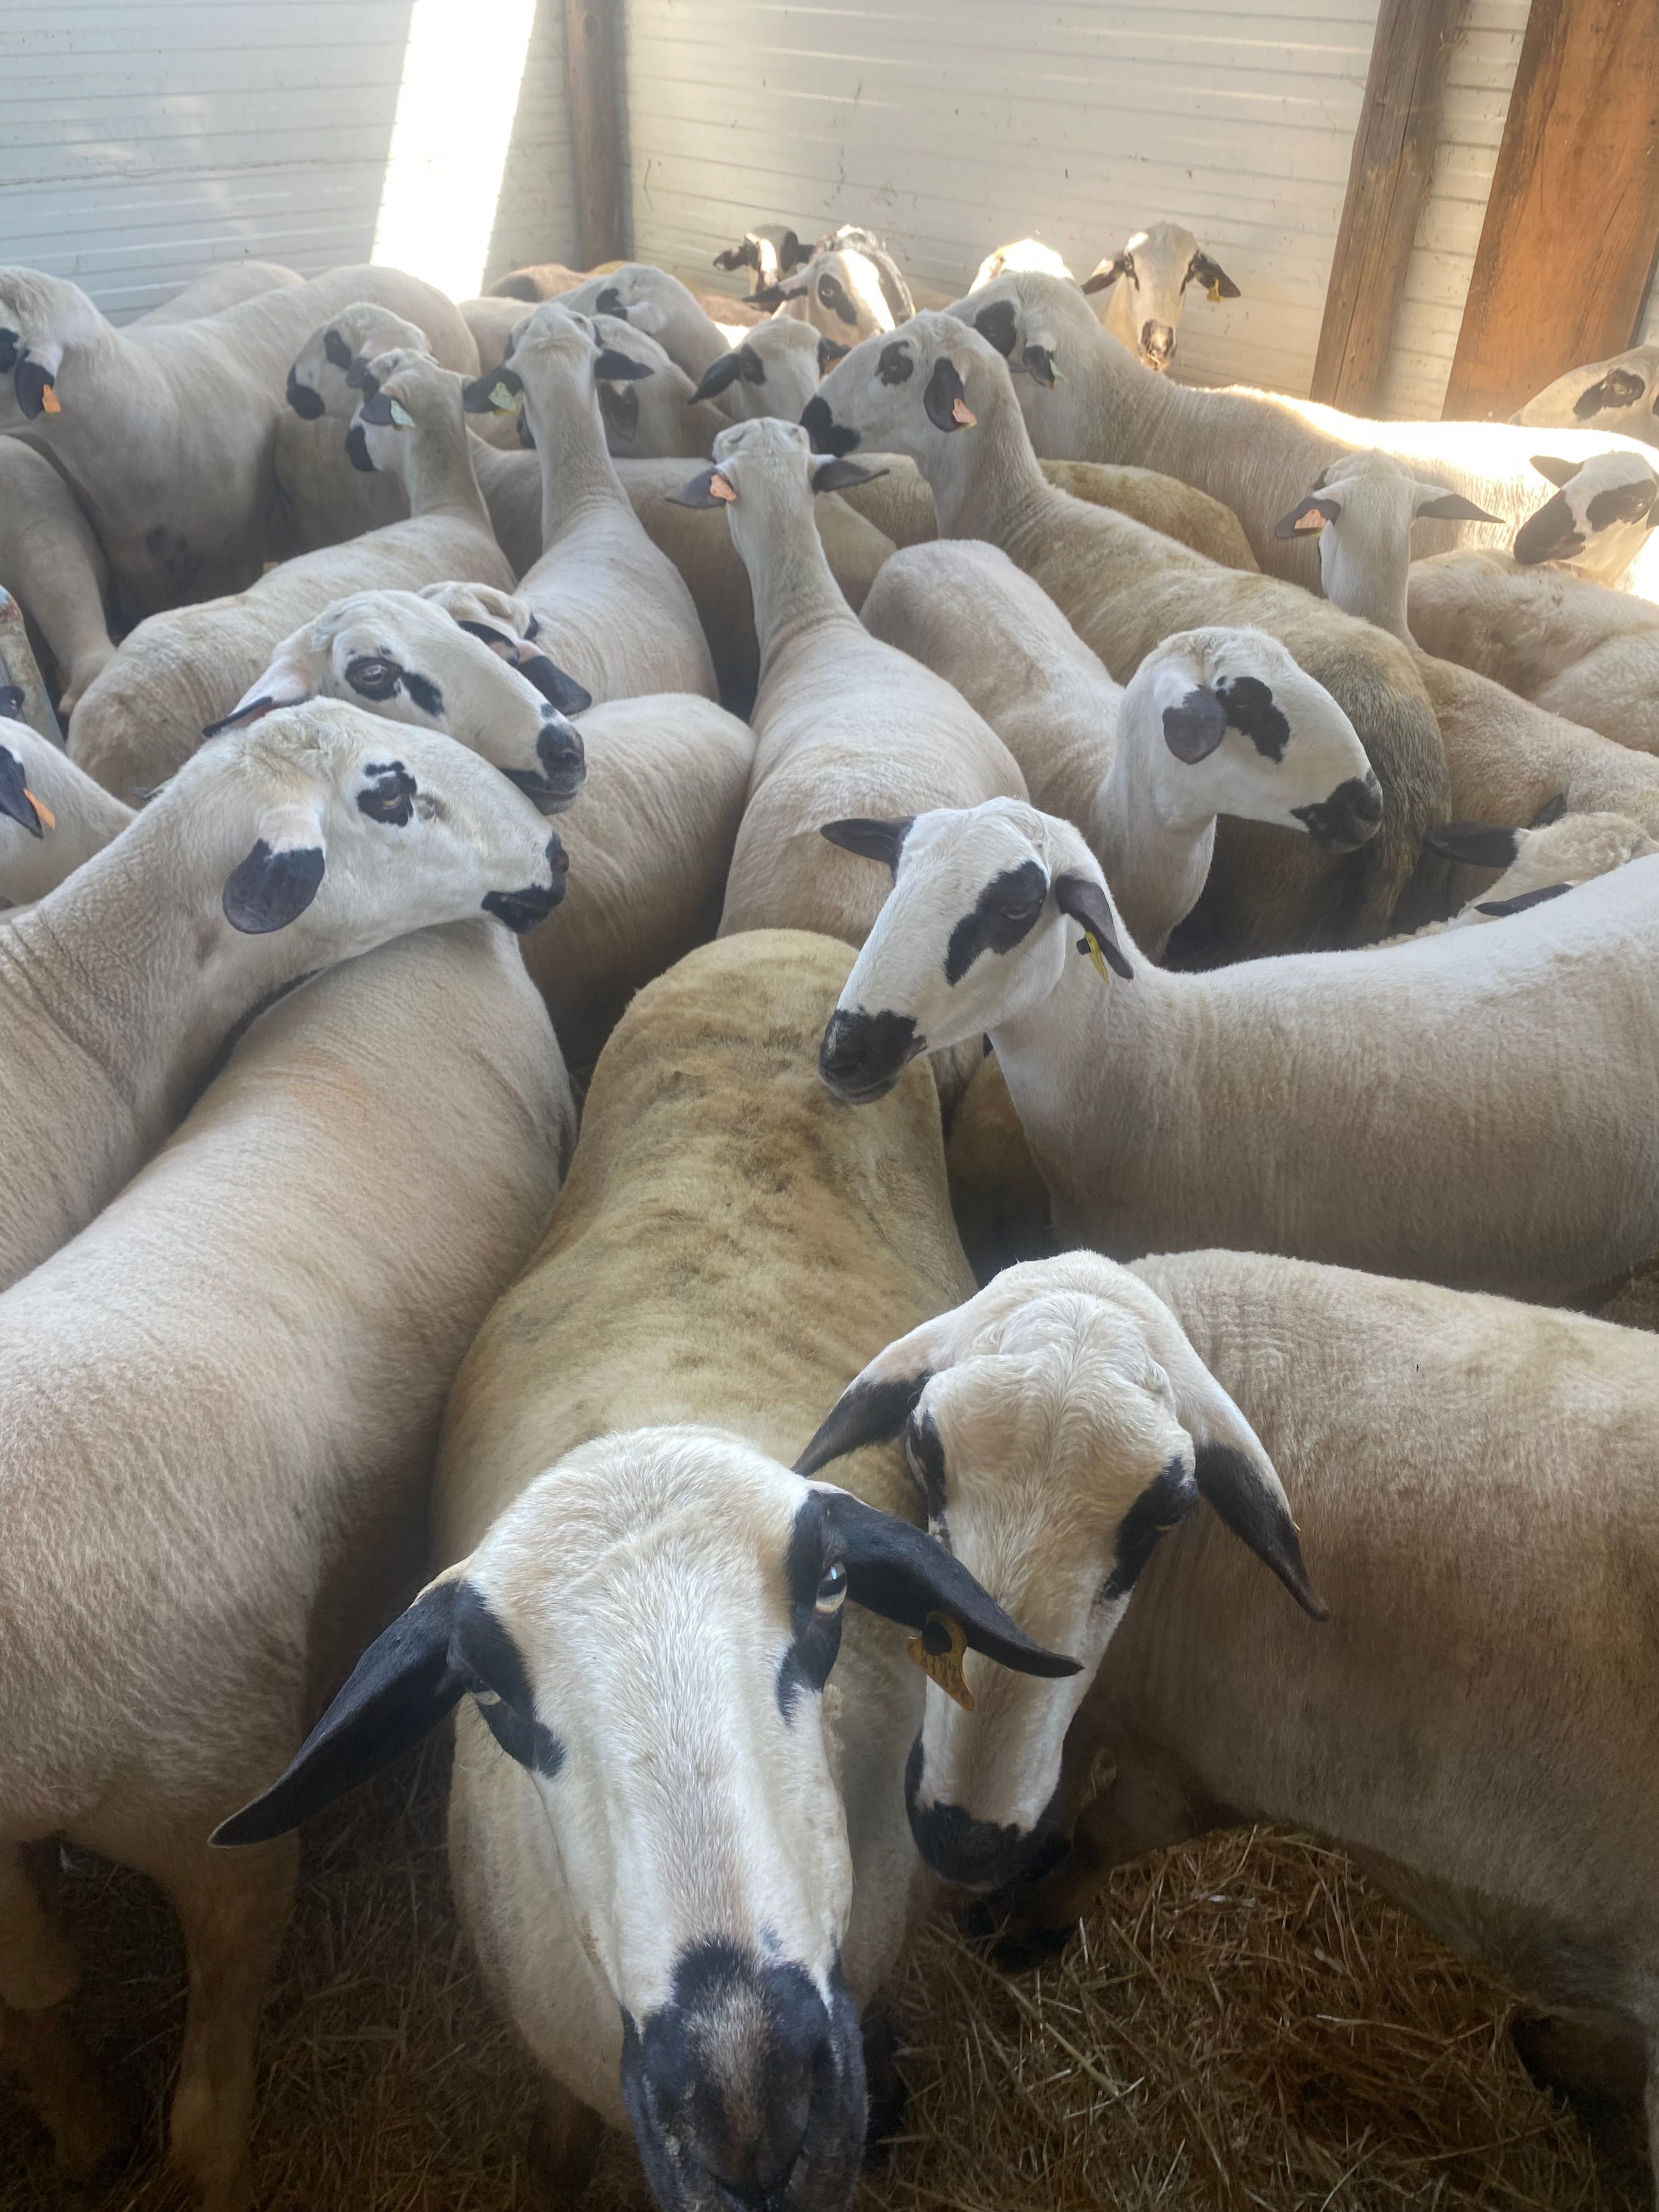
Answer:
1319 537 1413 642
1094 736 1216 961
922 383 1052 550
393 408 493 526
740 496 861 679
526 377 628 548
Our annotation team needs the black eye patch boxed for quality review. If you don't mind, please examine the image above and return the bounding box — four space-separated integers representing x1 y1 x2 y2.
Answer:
1101 1454 1199 1605
1587 481 1657 531
877 341 913 385
1574 368 1646 417
801 393 859 456
594 285 627 318
598 380 640 441
818 272 857 326
944 859 1048 984
357 761 417 826
323 326 354 374
346 656 400 701
451 1583 564 1779
1214 674 1290 761
973 300 1018 358
738 343 764 385
403 670 444 718
0 329 18 375
776 1491 846 1721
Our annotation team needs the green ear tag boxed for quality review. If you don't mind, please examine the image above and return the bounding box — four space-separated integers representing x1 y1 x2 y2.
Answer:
491 381 520 414
389 398 415 430
1083 930 1111 983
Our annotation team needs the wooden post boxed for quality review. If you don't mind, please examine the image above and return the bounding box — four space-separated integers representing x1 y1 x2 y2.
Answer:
1311 0 1464 411
563 0 628 269
1443 0 1659 420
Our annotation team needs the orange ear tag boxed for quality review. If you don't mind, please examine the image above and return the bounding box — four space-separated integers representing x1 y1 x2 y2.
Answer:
41 385 61 415
1083 930 1111 983
1293 510 1325 534
906 1610 974 1711
24 791 55 831
951 397 977 427
710 473 736 501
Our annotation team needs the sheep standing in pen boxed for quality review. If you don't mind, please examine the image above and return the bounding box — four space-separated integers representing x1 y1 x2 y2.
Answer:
796 1249 1659 2199
1077 220 1241 373
0 263 478 611
1513 340 1659 444
555 262 735 383
70 347 516 798
817 797 1659 1300
213 930 1071 2211
0 699 567 1292
807 314 1446 955
273 303 436 551
0 920 573 2211
462 304 719 701
0 442 116 712
0 706 132 908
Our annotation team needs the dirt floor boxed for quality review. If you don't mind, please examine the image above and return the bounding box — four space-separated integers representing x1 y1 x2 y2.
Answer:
1 1736 1641 2212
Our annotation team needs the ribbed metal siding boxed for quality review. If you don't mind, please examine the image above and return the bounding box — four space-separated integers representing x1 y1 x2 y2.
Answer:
0 1 575 324
623 0 1383 400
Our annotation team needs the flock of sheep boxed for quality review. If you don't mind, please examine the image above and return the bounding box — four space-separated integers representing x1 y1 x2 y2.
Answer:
1 208 1657 2212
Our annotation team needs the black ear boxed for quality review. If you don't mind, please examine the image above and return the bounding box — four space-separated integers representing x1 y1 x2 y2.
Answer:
1417 491 1503 523
222 839 326 934
1475 882 1572 917
1161 685 1227 763
14 359 55 419
0 746 43 838
593 285 627 319
1530 791 1567 828
1081 253 1130 295
1194 1443 1327 1619
598 381 640 441
1514 491 1575 564
1531 456 1578 488
344 353 373 390
713 241 756 273
1053 872 1132 978
323 326 354 373
0 683 25 719
819 815 913 870
972 300 1018 359
1573 367 1646 416
812 457 889 494
690 352 744 402
462 365 522 414
795 1371 930 1476
202 695 281 738
1421 820 1520 870
667 464 734 510
819 1491 1079 1678
817 335 850 375
212 1583 464 1846
1273 494 1340 540
594 347 654 383
519 653 593 715
1189 252 1242 300
358 390 397 427
923 356 975 432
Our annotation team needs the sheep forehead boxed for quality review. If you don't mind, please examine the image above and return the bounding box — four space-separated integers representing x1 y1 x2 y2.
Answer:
905 797 1051 878
713 414 809 463
337 302 425 352
0 269 58 325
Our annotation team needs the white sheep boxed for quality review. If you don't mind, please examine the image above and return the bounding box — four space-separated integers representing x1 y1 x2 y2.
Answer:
0 442 116 713
795 1246 1659 2196
0 698 567 1291
586 310 731 459
462 304 718 701
139 260 304 321
274 303 432 551
0 263 479 612
1509 448 1659 584
1513 339 1659 445
212 928 1070 2205
0 709 133 909
819 797 1659 1300
1079 221 1240 373
70 347 515 797
862 544 1376 957
0 918 573 2209
554 262 733 383
761 244 913 347
688 315 834 425
952 271 1659 589
808 314 1444 955
970 238 1075 290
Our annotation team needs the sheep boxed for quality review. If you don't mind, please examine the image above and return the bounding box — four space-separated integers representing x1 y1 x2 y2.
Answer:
688 315 836 426
71 347 515 798
713 223 812 291
1390 811 1659 936
807 314 1445 955
0 591 62 744
970 239 1075 290
273 303 433 551
0 917 573 2210
0 707 133 909
1408 548 1659 754
1509 449 1659 584
953 271 1659 589
0 263 478 612
795 1247 1659 2197
817 797 1659 1300
760 245 914 347
1077 221 1241 373
1514 338 1659 445
587 311 731 460
281 300 431 424
462 304 718 701
0 443 116 714
0 697 567 1293
138 260 304 321
555 262 734 383
1276 449 1659 836
457 292 529 374
213 928 1071 2207
862 546 1374 957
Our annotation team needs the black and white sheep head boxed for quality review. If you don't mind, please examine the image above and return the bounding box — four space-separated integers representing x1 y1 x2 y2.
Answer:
285 301 429 422
343 345 464 474
1128 625 1384 853
417 579 593 715
669 417 888 549
803 311 997 487
203 590 589 816
713 224 810 289
460 301 654 453
795 1254 1323 1892
0 266 91 425
759 248 902 346
1510 343 1659 432
817 800 1132 1103
947 269 1115 405
1080 221 1240 372
183 698 567 945
213 1423 1070 2212
690 318 828 425
557 263 689 350
1273 449 1503 619
1513 449 1659 573
587 311 682 450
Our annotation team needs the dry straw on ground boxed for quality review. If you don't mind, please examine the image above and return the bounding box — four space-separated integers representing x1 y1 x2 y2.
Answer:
1 1738 1640 2212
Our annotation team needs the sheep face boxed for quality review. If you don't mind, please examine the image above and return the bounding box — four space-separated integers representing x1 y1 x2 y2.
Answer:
817 800 1129 1100
344 345 462 475
1514 449 1659 572
803 311 993 465
286 302 428 422
766 250 900 346
213 1425 1071 2211
691 319 826 424
796 1257 1319 1892
207 590 588 815
1272 449 1502 640
0 267 85 425
1080 222 1240 373
461 301 651 456
1130 626 1383 851
179 697 567 943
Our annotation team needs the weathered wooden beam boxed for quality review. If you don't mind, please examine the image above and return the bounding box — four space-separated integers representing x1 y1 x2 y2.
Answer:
1444 0 1659 420
563 0 628 268
1311 0 1464 413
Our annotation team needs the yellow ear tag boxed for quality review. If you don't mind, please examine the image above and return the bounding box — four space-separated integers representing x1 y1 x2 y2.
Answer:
490 381 520 415
906 1610 974 1711
1207 279 1223 304
388 398 415 429
24 791 55 831
1083 929 1111 983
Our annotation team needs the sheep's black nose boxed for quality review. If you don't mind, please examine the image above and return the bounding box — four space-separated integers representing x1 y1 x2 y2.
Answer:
817 1009 919 1102
535 713 587 802
286 365 325 420
1294 771 1384 854
1141 321 1176 369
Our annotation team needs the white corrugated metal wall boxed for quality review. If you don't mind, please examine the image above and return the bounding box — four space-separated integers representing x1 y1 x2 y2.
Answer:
0 0 577 324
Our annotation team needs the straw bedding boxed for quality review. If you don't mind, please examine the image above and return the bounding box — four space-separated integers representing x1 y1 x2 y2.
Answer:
1 1737 1640 2212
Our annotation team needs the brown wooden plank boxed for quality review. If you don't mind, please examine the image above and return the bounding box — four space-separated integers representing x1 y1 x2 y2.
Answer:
1311 0 1464 412
1444 0 1659 420
563 0 629 268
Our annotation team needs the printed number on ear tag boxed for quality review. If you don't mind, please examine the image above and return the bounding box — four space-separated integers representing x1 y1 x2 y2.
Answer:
1082 930 1111 983
389 398 415 429
906 1611 974 1711
24 791 55 831
1207 280 1223 304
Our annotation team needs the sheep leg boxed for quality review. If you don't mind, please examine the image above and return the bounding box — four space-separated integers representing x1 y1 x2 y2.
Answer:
524 2075 605 2207
0 1841 136 2178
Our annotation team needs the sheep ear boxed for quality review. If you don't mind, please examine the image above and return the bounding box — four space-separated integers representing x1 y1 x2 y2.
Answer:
689 352 744 403
203 674 308 738
819 815 913 870
518 652 592 715
811 456 889 494
815 1489 1079 1679
0 684 25 719
923 356 977 432
1476 882 1572 917
1160 685 1228 764
1530 792 1567 827
222 800 327 934
817 335 850 374
1273 494 1340 539
1189 252 1240 301
0 746 43 838
1081 253 1130 295
795 1369 931 1475
211 1581 465 1846
1531 455 1578 488
597 381 640 441
463 366 522 415
1415 489 1503 524
593 347 654 383
668 465 736 510
1421 820 1520 870
1053 872 1132 978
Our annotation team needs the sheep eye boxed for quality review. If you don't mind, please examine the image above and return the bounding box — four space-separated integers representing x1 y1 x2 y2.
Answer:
1001 898 1041 922
357 761 418 827
816 1562 848 1613
347 656 399 699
